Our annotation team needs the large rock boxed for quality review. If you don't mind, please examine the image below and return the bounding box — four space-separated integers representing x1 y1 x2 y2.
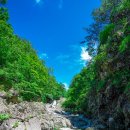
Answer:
108 117 116 129
0 100 73 130
25 117 41 130
85 128 95 130
0 98 9 113
40 113 72 129
123 104 130 128
39 103 73 129
0 101 44 130
0 91 7 99
0 118 41 130
0 98 91 130
8 101 45 120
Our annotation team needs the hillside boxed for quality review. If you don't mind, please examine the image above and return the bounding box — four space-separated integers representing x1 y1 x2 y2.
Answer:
0 1 65 103
0 0 130 130
63 0 130 129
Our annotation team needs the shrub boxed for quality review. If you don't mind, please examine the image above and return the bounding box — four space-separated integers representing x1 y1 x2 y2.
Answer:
119 35 130 52
100 24 115 45
0 114 10 121
12 121 19 128
116 0 130 13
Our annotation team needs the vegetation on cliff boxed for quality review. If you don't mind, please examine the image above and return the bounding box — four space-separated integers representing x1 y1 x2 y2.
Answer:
0 0 130 128
63 0 130 128
0 0 66 102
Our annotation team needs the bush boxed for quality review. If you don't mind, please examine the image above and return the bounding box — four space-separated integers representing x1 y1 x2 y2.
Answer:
0 114 10 121
100 24 115 45
116 0 130 13
119 35 130 52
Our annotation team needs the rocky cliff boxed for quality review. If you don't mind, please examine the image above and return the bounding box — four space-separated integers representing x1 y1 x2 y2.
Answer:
0 94 73 130
86 3 130 130
0 92 93 130
63 1 130 130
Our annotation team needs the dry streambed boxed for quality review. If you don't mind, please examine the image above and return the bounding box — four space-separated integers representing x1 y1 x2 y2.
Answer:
0 96 92 130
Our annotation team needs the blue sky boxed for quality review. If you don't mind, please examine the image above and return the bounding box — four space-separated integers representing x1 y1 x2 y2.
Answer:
7 0 100 88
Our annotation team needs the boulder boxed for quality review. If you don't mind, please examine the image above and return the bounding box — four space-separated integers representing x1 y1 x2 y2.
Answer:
85 127 95 130
25 117 41 130
0 98 9 113
123 104 130 128
0 118 41 130
108 117 116 129
0 91 7 99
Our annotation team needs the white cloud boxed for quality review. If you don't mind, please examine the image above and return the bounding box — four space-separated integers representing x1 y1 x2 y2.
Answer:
63 83 69 90
39 53 48 59
35 0 41 4
54 46 92 68
80 47 92 61
69 44 93 66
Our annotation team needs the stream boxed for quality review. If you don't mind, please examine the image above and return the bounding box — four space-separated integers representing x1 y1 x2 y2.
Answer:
45 99 92 130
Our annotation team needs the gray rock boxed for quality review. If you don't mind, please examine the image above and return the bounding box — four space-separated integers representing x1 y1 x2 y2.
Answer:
95 124 106 130
25 117 41 130
0 118 41 130
108 117 116 129
85 127 95 130
123 104 130 128
0 98 9 113
0 91 7 99
0 98 92 130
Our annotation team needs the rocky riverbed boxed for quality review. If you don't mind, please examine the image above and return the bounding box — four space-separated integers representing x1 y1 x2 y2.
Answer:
0 95 93 130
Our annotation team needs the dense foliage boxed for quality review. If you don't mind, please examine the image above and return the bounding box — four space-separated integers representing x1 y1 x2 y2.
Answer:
0 2 66 102
82 0 122 56
63 0 130 116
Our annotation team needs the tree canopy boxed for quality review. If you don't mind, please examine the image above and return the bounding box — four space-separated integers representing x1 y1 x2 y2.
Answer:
83 0 123 56
63 0 130 116
0 1 66 102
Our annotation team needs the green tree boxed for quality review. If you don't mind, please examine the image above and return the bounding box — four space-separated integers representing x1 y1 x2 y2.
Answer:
0 1 65 102
0 0 7 5
82 0 122 56
64 0 130 118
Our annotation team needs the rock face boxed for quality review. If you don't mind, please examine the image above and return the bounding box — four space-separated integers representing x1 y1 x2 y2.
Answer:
0 98 44 130
0 97 91 130
0 118 41 130
88 90 130 130
0 98 9 113
85 6 130 130
0 97 72 130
